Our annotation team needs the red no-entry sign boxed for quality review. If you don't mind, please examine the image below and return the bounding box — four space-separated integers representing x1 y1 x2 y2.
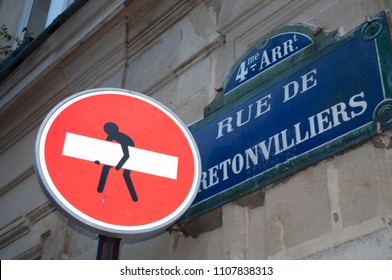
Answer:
35 89 201 237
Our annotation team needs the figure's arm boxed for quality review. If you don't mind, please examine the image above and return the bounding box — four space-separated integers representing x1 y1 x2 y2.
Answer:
116 143 129 170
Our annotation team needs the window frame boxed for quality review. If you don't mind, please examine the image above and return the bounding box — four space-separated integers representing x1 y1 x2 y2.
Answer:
0 0 88 83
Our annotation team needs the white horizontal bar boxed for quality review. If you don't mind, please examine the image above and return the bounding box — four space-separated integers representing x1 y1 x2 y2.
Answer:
62 132 178 179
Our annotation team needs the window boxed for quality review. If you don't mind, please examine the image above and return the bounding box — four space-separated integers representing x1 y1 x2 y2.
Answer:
0 0 86 83
18 0 74 39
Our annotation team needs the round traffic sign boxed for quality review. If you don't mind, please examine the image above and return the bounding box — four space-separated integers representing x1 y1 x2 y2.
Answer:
35 88 201 237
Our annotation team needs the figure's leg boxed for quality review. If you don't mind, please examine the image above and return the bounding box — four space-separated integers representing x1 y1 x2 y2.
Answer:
97 165 112 193
123 170 138 202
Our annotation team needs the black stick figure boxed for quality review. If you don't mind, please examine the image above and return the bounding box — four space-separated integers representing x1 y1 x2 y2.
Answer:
95 122 138 202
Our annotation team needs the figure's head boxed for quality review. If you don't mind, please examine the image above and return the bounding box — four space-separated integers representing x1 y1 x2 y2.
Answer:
103 122 119 134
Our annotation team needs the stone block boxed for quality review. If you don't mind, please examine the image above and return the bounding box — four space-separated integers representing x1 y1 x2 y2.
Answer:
303 228 392 259
236 188 265 209
126 3 220 94
222 203 247 259
307 0 392 34
265 162 332 256
63 221 97 259
176 58 210 105
63 20 126 88
218 0 263 33
40 214 69 260
167 231 200 259
0 174 47 227
248 206 267 259
373 131 392 214
178 4 220 63
149 80 177 110
120 232 177 259
0 128 37 188
175 88 212 125
334 143 384 227
125 28 180 92
180 207 222 238
198 227 224 259
0 210 64 259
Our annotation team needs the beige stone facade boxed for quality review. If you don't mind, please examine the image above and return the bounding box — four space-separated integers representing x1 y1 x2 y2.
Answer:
1 0 392 259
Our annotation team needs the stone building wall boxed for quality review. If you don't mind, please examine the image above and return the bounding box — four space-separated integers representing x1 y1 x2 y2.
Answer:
1 0 392 259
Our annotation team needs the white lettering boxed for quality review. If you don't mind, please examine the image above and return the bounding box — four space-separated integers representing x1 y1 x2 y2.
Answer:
316 109 333 134
294 122 309 144
247 53 259 64
300 69 317 93
200 171 208 190
235 61 248 82
308 115 317 138
232 154 244 174
219 159 231 181
245 147 258 169
283 81 299 102
283 39 294 56
272 133 282 155
236 105 253 127
216 95 271 138
258 138 273 160
259 39 297 71
330 102 350 127
281 129 295 151
259 51 271 70
349 91 367 118
216 117 233 139
208 165 220 188
283 68 318 102
255 94 271 118
271 46 282 62
200 91 369 195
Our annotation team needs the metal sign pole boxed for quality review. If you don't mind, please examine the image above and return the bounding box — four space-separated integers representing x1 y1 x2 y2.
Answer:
96 235 121 260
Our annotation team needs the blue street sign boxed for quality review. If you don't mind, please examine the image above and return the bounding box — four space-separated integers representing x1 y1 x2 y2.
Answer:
224 32 314 95
182 11 392 221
